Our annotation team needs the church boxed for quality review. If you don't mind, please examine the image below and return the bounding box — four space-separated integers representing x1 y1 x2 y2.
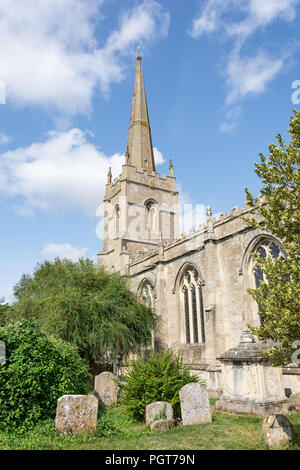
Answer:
98 56 299 398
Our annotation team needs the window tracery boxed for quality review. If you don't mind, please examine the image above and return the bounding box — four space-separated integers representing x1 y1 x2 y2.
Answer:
180 268 205 344
252 238 284 324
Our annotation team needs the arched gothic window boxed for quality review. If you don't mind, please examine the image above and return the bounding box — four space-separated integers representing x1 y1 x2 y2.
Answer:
252 238 284 324
145 201 156 233
253 238 284 287
180 268 205 344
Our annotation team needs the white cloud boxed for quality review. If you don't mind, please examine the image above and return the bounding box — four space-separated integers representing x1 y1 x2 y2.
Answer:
249 0 298 24
0 0 169 116
105 1 169 55
153 147 165 165
0 128 166 216
189 0 227 38
0 128 123 215
226 0 299 41
190 0 299 40
225 52 284 105
0 133 10 145
220 106 242 132
41 243 88 261
189 0 299 122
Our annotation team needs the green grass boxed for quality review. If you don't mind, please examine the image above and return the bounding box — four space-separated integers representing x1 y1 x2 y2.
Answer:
0 406 299 450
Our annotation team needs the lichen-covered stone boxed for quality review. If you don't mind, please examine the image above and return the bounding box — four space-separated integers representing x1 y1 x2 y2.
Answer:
150 419 173 432
94 371 119 406
216 330 287 416
179 383 211 425
145 401 173 426
55 395 98 435
263 414 294 448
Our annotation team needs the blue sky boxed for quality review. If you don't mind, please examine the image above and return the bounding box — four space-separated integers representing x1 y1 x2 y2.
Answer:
1 0 300 302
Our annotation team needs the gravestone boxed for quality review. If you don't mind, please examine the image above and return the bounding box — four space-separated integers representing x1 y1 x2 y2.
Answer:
263 414 294 448
0 340 5 365
55 395 98 435
94 371 119 406
145 401 173 427
179 383 212 425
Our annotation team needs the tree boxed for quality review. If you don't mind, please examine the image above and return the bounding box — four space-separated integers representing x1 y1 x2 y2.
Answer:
244 109 300 366
12 258 158 369
0 298 14 327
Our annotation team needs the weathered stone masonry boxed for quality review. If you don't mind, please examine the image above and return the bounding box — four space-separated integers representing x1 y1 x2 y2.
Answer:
98 56 300 398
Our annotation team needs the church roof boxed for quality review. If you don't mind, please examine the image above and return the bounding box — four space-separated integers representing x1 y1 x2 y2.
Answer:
126 56 156 172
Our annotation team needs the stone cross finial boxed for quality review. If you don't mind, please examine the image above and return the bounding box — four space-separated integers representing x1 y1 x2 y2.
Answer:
206 206 215 238
125 145 130 164
107 166 112 184
169 159 174 177
206 205 215 238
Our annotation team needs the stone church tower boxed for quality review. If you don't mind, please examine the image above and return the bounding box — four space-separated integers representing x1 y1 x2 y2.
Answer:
98 56 300 400
98 56 179 273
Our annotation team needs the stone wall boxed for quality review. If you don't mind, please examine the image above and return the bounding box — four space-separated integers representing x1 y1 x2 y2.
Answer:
123 204 296 396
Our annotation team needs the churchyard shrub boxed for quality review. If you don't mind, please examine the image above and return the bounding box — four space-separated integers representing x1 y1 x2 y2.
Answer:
0 320 90 430
120 350 201 421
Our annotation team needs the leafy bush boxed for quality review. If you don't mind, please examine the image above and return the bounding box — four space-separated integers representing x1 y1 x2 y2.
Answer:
0 320 90 430
96 412 118 437
120 350 201 421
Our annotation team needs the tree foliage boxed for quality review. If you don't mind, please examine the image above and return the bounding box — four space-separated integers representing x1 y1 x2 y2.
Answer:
0 298 14 327
244 110 300 366
12 258 158 368
120 350 200 421
0 320 89 430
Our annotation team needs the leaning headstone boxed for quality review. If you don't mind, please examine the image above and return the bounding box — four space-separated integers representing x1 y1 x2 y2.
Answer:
55 395 98 435
263 414 294 448
94 371 119 406
179 383 212 425
145 401 173 427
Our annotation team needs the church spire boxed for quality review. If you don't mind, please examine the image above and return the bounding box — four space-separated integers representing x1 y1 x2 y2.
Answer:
126 56 156 172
